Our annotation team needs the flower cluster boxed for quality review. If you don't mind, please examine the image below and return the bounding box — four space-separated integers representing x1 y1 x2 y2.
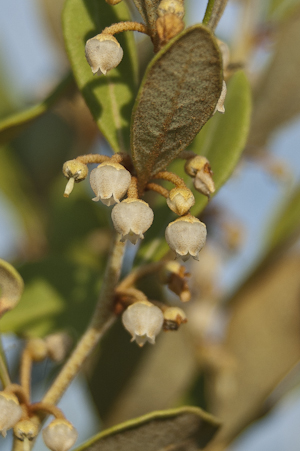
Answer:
62 152 213 260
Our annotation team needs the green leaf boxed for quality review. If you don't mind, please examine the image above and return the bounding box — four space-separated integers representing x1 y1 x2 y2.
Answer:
136 70 252 263
0 74 73 146
131 24 223 190
0 259 24 318
0 257 100 338
73 406 220 451
189 69 252 215
265 184 300 253
63 0 138 153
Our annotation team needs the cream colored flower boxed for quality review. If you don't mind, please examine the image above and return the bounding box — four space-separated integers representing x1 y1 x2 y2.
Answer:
122 301 164 347
85 34 123 76
111 199 154 244
90 161 131 206
165 215 207 261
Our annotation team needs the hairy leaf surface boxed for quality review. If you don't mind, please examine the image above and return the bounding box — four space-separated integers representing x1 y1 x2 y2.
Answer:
137 70 251 263
73 406 220 451
63 0 138 153
131 24 223 190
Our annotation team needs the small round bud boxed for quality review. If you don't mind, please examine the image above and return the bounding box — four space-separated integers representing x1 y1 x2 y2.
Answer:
165 215 207 261
167 187 195 216
158 0 185 18
62 160 88 198
0 392 22 437
122 301 164 347
27 338 48 362
85 34 123 76
62 160 88 181
45 333 72 363
163 307 187 330
14 419 38 441
184 156 209 178
90 161 131 206
213 80 227 114
42 419 78 451
111 199 154 244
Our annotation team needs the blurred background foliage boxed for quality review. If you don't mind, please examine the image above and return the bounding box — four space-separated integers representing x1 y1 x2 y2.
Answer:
1 0 300 450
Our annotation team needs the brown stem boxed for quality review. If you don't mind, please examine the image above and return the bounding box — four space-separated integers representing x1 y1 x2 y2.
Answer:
110 153 134 173
102 21 149 36
152 171 186 188
20 348 32 402
29 403 65 420
76 154 110 165
4 383 30 406
116 287 148 303
146 182 169 198
178 150 196 160
127 176 139 199
117 261 166 291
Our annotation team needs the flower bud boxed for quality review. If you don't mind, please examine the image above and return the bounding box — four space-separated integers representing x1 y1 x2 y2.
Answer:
165 215 207 261
45 333 72 363
111 199 154 244
167 187 195 216
213 80 227 114
157 0 185 18
0 392 22 437
163 306 187 330
62 160 88 198
42 419 78 451
26 338 48 362
85 34 123 76
193 168 215 197
185 156 215 197
90 161 131 206
14 419 38 442
122 301 164 347
160 261 191 302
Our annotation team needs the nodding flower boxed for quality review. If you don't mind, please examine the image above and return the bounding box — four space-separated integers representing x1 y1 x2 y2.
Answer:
85 33 123 76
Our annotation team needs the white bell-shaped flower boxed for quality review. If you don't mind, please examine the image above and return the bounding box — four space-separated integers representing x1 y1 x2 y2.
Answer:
111 199 154 244
167 187 195 216
0 392 22 437
42 419 78 451
90 161 131 206
165 215 207 261
85 34 123 76
122 301 164 347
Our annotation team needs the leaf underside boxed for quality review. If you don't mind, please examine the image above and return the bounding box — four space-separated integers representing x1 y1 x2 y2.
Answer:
136 70 252 263
131 24 223 190
74 406 220 451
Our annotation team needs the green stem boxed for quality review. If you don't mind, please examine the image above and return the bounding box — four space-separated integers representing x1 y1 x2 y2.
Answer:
0 336 11 388
203 0 228 30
